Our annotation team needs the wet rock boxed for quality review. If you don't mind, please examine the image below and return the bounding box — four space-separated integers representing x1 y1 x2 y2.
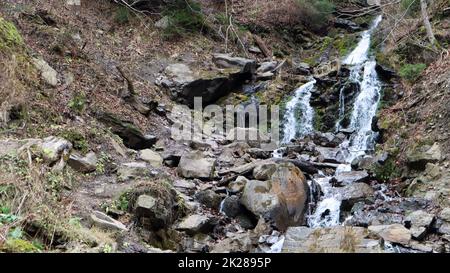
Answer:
175 214 214 235
253 162 277 180
368 224 411 245
338 183 374 211
90 211 127 231
134 194 172 230
375 64 397 81
35 136 72 164
406 142 442 170
68 152 97 173
138 149 163 167
226 127 270 148
316 146 346 163
291 60 311 75
195 189 222 210
117 162 149 181
334 18 362 31
96 111 157 150
240 163 309 230
311 132 345 148
335 171 369 184
32 57 58 86
228 176 248 194
221 195 242 218
282 226 382 253
178 151 216 179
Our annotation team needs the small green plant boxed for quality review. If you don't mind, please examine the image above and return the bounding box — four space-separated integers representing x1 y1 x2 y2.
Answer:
59 129 89 153
68 93 87 113
296 0 335 32
162 0 207 38
399 63 426 83
115 6 131 25
372 157 401 182
95 152 112 175
401 0 420 15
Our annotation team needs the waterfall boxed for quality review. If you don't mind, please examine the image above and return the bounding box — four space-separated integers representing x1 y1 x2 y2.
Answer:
340 15 383 163
307 15 383 228
282 80 316 143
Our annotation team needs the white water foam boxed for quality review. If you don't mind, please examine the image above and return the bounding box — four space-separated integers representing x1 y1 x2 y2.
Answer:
282 80 316 143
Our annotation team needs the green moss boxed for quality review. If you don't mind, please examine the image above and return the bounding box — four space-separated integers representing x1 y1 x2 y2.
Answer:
399 63 426 83
334 34 358 56
1 239 40 253
0 17 24 50
372 157 401 182
58 129 89 154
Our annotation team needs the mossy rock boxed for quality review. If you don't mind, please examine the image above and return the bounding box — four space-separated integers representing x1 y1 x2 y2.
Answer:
0 17 24 51
0 239 40 253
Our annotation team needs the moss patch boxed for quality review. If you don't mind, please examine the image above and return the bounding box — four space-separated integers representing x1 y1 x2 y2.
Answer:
0 17 24 50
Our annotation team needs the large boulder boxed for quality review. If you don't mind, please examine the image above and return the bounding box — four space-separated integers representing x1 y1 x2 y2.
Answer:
240 162 309 230
212 53 256 71
406 143 442 170
253 162 277 180
228 176 248 194
282 226 382 253
160 60 255 107
178 151 216 179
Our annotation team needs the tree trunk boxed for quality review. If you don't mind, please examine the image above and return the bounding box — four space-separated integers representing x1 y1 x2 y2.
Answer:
420 0 437 49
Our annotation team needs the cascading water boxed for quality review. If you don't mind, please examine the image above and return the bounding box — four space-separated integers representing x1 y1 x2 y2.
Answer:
282 79 316 143
338 15 383 163
307 15 383 228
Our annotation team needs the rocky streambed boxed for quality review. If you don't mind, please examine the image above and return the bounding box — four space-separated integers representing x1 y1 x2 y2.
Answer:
1 11 450 254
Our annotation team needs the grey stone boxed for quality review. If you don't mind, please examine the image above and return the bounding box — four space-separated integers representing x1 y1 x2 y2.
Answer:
68 152 97 173
139 149 163 167
368 224 411 245
178 151 216 179
90 210 127 231
175 214 212 235
32 57 58 86
282 226 382 253
117 162 149 181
